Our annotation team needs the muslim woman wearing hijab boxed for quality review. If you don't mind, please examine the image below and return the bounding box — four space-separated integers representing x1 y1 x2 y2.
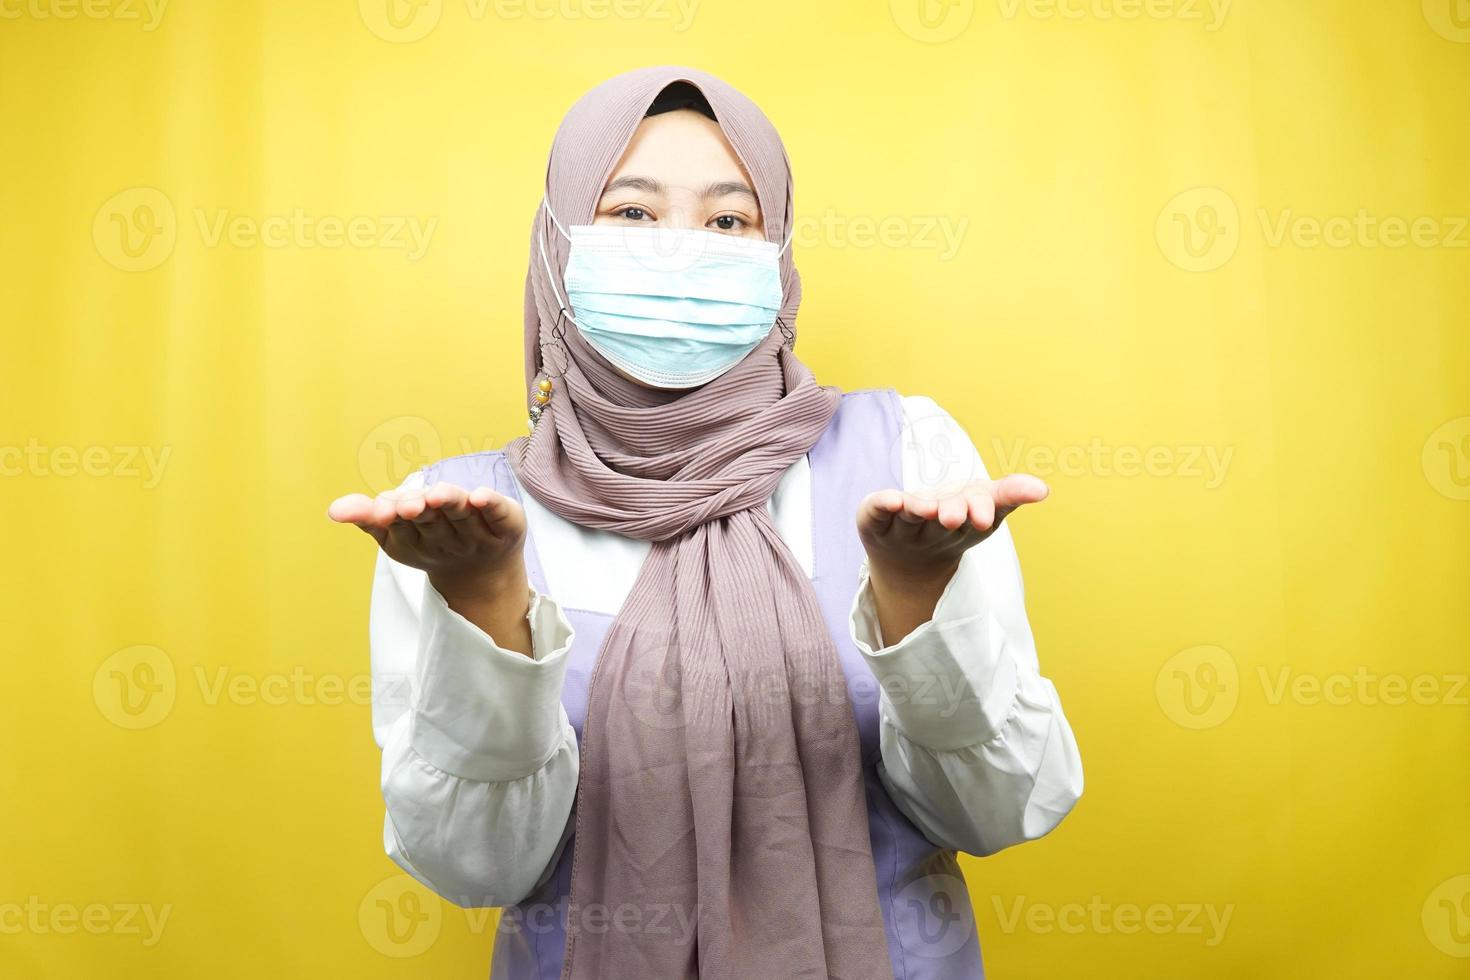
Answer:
329 65 1083 980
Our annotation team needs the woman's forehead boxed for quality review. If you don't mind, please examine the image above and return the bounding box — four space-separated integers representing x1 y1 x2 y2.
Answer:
602 109 757 203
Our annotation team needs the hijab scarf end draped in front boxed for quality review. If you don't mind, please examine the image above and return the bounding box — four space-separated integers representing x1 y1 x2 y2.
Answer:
505 65 895 980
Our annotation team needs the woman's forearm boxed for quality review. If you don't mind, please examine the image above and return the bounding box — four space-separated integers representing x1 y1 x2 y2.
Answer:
865 556 960 647
429 561 535 657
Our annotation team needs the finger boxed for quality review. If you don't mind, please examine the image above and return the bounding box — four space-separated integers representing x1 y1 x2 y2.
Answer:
349 493 402 531
967 489 996 533
377 487 425 524
425 482 477 522
372 491 424 547
935 492 970 531
352 492 417 556
895 491 939 525
857 489 906 531
407 482 455 525
471 487 520 538
326 494 394 546
327 493 375 525
991 473 1050 510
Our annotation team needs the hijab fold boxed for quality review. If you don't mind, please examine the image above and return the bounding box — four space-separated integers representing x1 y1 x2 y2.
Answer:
505 65 895 980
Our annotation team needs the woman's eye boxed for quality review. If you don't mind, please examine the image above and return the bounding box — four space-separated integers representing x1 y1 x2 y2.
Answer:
712 215 743 232
617 207 650 221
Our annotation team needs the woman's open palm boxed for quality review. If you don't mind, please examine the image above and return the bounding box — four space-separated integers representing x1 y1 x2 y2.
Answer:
856 474 1050 573
327 482 527 586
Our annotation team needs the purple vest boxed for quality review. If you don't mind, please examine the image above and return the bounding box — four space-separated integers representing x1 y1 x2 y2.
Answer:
426 387 985 979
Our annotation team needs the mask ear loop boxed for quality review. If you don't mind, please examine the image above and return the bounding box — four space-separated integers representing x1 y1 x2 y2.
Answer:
528 197 575 431
775 221 796 349
776 315 795 350
542 194 571 242
541 311 571 377
537 196 577 328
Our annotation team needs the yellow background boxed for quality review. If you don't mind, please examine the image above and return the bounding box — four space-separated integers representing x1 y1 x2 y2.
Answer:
3 0 1468 976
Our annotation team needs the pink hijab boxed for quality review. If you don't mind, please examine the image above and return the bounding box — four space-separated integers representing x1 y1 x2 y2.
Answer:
504 65 894 980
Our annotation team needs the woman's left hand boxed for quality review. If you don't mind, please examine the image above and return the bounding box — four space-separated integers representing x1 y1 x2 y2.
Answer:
855 474 1049 644
857 474 1050 573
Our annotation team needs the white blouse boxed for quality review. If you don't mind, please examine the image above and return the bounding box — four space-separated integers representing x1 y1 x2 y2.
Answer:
369 394 1083 908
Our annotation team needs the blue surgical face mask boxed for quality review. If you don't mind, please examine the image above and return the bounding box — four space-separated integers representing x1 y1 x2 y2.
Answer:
538 197 793 389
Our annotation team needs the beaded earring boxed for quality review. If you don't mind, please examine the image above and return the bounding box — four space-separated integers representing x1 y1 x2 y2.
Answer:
528 311 570 432
526 375 552 431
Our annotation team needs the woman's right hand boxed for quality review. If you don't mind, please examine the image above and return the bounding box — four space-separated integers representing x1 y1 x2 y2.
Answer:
327 481 528 608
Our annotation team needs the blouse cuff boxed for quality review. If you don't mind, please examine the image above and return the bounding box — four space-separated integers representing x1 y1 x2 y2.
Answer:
409 579 576 782
848 548 1020 751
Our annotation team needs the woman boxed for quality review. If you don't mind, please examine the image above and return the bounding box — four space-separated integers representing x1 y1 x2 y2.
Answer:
329 65 1082 980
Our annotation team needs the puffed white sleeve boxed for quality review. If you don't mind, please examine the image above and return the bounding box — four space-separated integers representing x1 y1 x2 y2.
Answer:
848 394 1084 856
370 468 580 907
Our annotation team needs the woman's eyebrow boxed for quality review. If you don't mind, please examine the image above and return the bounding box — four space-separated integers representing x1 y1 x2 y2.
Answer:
601 175 665 196
702 181 757 203
599 176 758 204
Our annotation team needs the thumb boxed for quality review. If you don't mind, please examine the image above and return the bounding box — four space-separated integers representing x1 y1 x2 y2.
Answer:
991 473 1050 511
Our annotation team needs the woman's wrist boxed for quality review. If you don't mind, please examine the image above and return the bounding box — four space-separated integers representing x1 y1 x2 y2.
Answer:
429 560 535 656
865 554 961 648
429 560 527 606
